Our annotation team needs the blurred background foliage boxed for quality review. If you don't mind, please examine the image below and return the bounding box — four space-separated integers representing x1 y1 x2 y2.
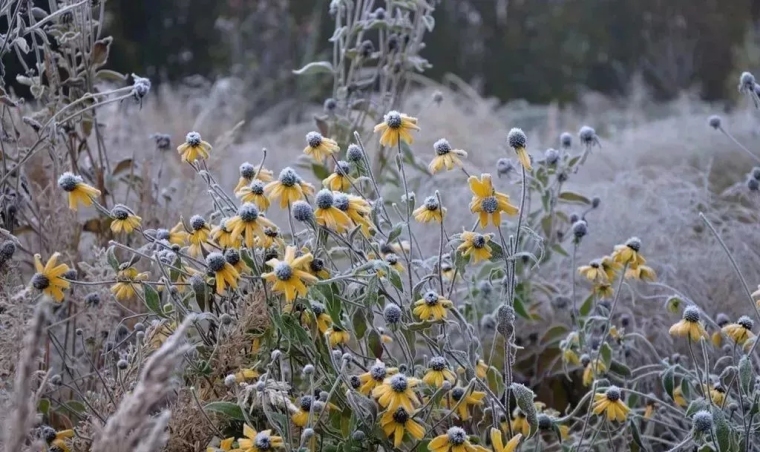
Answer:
10 0 760 105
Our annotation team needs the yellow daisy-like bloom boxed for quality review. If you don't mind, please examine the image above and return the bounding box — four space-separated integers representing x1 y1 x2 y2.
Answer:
235 162 274 193
291 395 315 427
224 248 250 275
429 139 468 174
429 427 489 452
359 360 399 396
31 253 70 302
457 231 494 263
314 190 352 232
227 203 277 249
702 383 726 406
206 252 240 295
326 326 351 347
257 227 285 250
625 264 657 281
207 437 238 452
423 357 457 388
413 290 454 321
509 409 531 437
307 256 330 280
507 128 531 171
490 428 521 452
334 192 374 237
582 358 607 387
110 267 149 301
306 302 332 334
265 167 315 209
672 385 687 407
261 246 318 302
234 368 260 383
372 373 421 413
600 255 622 280
50 429 75 452
383 253 404 274
323 160 353 191
593 283 614 299
167 222 188 245
450 387 485 421
476 359 489 379
304 131 340 162
578 259 607 283
177 131 212 163
374 110 419 147
644 400 656 420
441 262 456 281
669 306 708 342
187 215 212 257
592 386 630 422
58 172 101 211
238 425 283 452
380 407 425 448
413 195 446 224
110 204 142 234
468 174 518 229
612 237 646 267
211 219 243 249
563 349 580 365
236 179 271 212
722 316 755 346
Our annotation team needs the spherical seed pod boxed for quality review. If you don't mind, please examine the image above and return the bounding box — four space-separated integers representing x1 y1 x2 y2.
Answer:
708 115 721 129
292 201 314 222
383 303 402 324
346 144 364 163
117 359 128 370
224 374 237 387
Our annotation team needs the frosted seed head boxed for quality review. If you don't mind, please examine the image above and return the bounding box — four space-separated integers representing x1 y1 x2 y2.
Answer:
185 132 202 146
740 72 756 91
0 240 17 261
206 252 226 272
383 304 402 324
708 115 722 129
579 126 597 145
57 172 81 192
605 386 621 401
434 139 452 155
497 158 514 176
311 302 326 316
572 220 588 239
507 128 527 149
738 315 754 330
306 132 323 148
254 432 272 451
250 180 265 195
323 98 337 112
424 196 439 211
389 374 408 391
537 413 553 430
111 204 132 220
349 375 361 389
316 190 334 209
278 167 299 187
625 237 641 251
391 407 409 423
471 234 486 248
683 306 701 323
481 197 498 213
190 215 207 231
239 162 255 179
544 148 559 165
370 362 387 380
429 356 447 371
300 395 313 411
692 410 713 433
274 262 293 281
224 248 240 265
333 193 349 211
748 177 759 191
31 273 50 290
446 427 467 445
451 387 465 401
292 201 314 222
424 291 439 305
385 111 402 128
560 132 573 148
384 253 399 265
335 160 350 176
238 203 260 222
346 144 364 163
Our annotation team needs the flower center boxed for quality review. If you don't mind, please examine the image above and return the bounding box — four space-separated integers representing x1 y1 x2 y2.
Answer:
434 138 451 156
279 168 299 187
112 205 130 220
472 234 486 248
481 197 498 213
306 132 323 148
424 196 439 211
300 396 313 411
333 194 349 211
224 249 241 265
370 364 387 381
32 273 50 290
451 387 465 401
385 253 399 265
239 162 255 179
447 427 467 445
156 229 170 240
392 407 409 424
385 111 402 129
238 203 260 222
738 315 754 330
683 306 701 323
605 386 621 402
57 173 81 192
190 215 207 231
206 253 227 272
310 258 325 273
274 262 293 281
250 180 265 194
389 374 408 392
316 190 334 209
335 161 350 175
185 132 201 146
429 356 446 371
424 291 439 305
254 433 272 451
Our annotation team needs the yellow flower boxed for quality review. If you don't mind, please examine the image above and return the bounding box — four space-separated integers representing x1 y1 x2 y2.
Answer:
31 253 70 302
722 316 755 346
582 358 607 386
262 246 318 302
703 383 726 406
429 427 488 452
326 326 351 347
310 302 332 334
441 262 456 281
457 231 494 263
304 131 339 162
669 306 708 342
625 264 656 281
380 408 425 448
383 253 404 274
265 167 315 209
224 248 249 275
372 373 420 412
373 111 419 147
593 283 614 299
323 161 354 191
110 267 149 301
600 255 622 280
110 204 142 234
235 162 274 193
578 259 607 283
235 368 260 383
563 349 580 365
314 190 352 232
423 357 457 388
476 359 489 379
227 203 277 249
236 180 271 212
50 429 75 452
187 215 212 257
450 387 485 420
592 386 630 422
612 237 646 267
206 252 240 295
507 128 531 171
148 320 175 349
644 400 655 420
359 360 399 396
211 219 243 249
238 425 283 452
429 139 467 174
292 395 315 427
468 174 518 229
168 222 188 245
490 428 521 452
509 409 531 437
207 437 238 452
306 256 330 280
413 290 454 321
177 131 212 163
671 385 687 407
334 193 374 237
413 195 446 223
58 172 101 211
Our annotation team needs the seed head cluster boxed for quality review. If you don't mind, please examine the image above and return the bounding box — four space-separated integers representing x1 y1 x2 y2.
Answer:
190 215 207 231
385 111 402 128
279 167 300 186
683 306 701 323
292 201 314 222
316 190 335 209
383 303 402 324
507 128 527 149
206 252 227 272
346 144 364 163
434 138 452 155
57 172 82 192
306 131 324 148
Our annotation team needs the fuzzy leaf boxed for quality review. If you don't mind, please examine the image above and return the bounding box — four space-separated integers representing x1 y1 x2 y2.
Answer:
510 383 538 438
204 402 245 421
540 325 568 345
661 367 675 399
142 284 161 315
600 343 613 367
352 309 367 340
578 294 595 317
106 246 119 271
628 419 648 451
293 61 334 75
91 37 112 68
367 329 383 359
608 359 632 377
38 398 50 415
112 158 135 176
739 356 755 396
387 223 405 244
486 367 504 398
712 407 731 452
558 191 591 204
685 398 709 417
